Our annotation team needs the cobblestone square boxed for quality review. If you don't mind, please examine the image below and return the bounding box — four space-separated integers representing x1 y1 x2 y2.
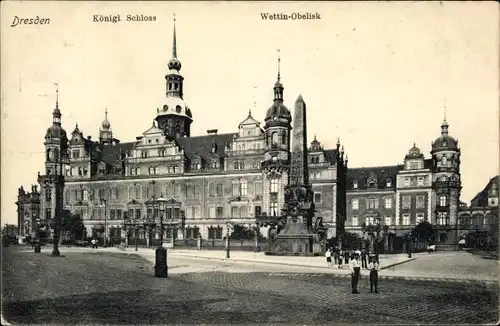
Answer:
2 247 498 325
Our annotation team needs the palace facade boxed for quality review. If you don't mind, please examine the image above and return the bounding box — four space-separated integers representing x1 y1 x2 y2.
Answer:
33 21 348 243
17 22 498 247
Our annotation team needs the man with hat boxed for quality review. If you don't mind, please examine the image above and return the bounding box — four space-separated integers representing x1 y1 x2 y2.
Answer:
349 250 362 294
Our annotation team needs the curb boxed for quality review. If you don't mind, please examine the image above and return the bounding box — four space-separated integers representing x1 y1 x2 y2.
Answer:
165 252 417 272
380 257 417 270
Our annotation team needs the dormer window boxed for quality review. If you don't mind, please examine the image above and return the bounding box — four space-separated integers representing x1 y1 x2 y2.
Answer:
352 180 358 189
386 179 392 187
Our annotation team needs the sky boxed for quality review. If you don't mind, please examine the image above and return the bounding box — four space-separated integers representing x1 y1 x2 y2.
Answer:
1 1 499 226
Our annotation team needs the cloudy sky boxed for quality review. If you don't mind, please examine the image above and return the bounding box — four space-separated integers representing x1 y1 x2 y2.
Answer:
1 1 498 226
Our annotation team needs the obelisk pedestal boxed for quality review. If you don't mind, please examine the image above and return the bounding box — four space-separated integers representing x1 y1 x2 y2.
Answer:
267 95 322 256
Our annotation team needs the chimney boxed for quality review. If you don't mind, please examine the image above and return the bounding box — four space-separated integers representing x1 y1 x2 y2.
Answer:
207 129 218 135
87 135 92 140
136 136 143 141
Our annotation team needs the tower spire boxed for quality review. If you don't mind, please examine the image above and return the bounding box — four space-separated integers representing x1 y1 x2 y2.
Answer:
277 49 281 83
55 82 59 110
172 13 177 58
52 82 61 125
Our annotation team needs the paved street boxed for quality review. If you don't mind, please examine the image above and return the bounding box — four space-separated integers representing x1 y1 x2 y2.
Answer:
2 246 498 324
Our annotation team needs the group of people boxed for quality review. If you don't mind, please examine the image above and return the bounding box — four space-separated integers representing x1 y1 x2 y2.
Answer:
325 247 380 294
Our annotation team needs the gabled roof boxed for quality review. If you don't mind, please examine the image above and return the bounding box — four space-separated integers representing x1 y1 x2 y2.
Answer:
347 165 402 191
177 133 236 161
101 142 136 166
471 175 500 207
143 124 164 136
238 111 260 128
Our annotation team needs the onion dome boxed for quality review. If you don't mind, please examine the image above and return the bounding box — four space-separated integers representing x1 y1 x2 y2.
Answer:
431 117 458 152
102 109 111 129
167 16 181 71
45 91 67 139
265 101 291 121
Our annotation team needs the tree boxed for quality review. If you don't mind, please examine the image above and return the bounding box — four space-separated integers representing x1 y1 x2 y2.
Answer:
230 224 256 240
411 221 436 245
61 210 84 240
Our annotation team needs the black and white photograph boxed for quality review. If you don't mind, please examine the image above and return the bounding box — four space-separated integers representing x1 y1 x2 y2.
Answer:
1 1 499 325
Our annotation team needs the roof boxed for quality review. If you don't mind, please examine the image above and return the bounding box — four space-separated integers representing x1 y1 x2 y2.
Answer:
100 142 136 166
347 165 401 191
322 149 338 165
177 133 237 161
470 175 500 207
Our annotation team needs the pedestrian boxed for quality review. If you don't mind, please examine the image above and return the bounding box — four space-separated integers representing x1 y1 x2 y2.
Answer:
368 255 380 293
361 248 368 269
344 250 350 265
338 250 344 269
91 238 97 249
350 252 361 294
333 248 339 265
325 248 333 268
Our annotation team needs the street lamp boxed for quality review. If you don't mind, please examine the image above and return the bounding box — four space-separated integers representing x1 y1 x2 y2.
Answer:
100 198 108 247
226 222 233 259
155 196 168 278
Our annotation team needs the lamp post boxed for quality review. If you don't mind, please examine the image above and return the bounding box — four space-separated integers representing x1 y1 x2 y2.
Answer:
100 198 108 247
226 222 233 259
155 196 168 278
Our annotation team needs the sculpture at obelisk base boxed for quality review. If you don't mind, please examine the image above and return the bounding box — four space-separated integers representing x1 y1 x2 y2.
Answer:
267 95 326 256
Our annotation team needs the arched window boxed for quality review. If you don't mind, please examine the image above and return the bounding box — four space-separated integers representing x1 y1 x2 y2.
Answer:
168 83 172 90
281 132 286 144
270 179 278 193
272 132 279 145
442 156 447 165
46 149 51 161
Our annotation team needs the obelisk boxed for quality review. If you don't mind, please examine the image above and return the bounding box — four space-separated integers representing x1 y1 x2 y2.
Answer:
290 95 309 186
268 95 321 256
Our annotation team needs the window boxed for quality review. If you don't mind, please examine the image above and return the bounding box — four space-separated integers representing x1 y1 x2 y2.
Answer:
402 214 410 225
240 180 247 196
352 180 358 189
384 216 392 226
231 206 238 217
386 179 392 187
416 213 425 224
149 167 153 175
216 184 223 197
232 183 239 196
270 202 278 216
367 198 378 209
173 165 178 173
154 167 158 175
439 196 447 207
253 159 260 169
365 217 375 225
135 209 141 220
254 182 262 196
314 193 322 204
254 205 262 217
417 177 424 186
352 199 359 210
83 189 89 201
130 168 135 175
437 212 447 225
270 179 278 193
385 198 392 209
416 196 425 209
216 206 224 218
410 162 419 170
110 209 116 220
402 196 410 209
173 184 179 197
352 216 358 226
404 178 410 187
136 168 141 175
208 183 215 197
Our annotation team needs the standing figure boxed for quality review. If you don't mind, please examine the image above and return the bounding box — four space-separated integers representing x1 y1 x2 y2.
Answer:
338 250 344 269
333 248 339 265
361 248 368 269
325 248 332 268
344 250 350 265
368 255 380 293
350 252 361 294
